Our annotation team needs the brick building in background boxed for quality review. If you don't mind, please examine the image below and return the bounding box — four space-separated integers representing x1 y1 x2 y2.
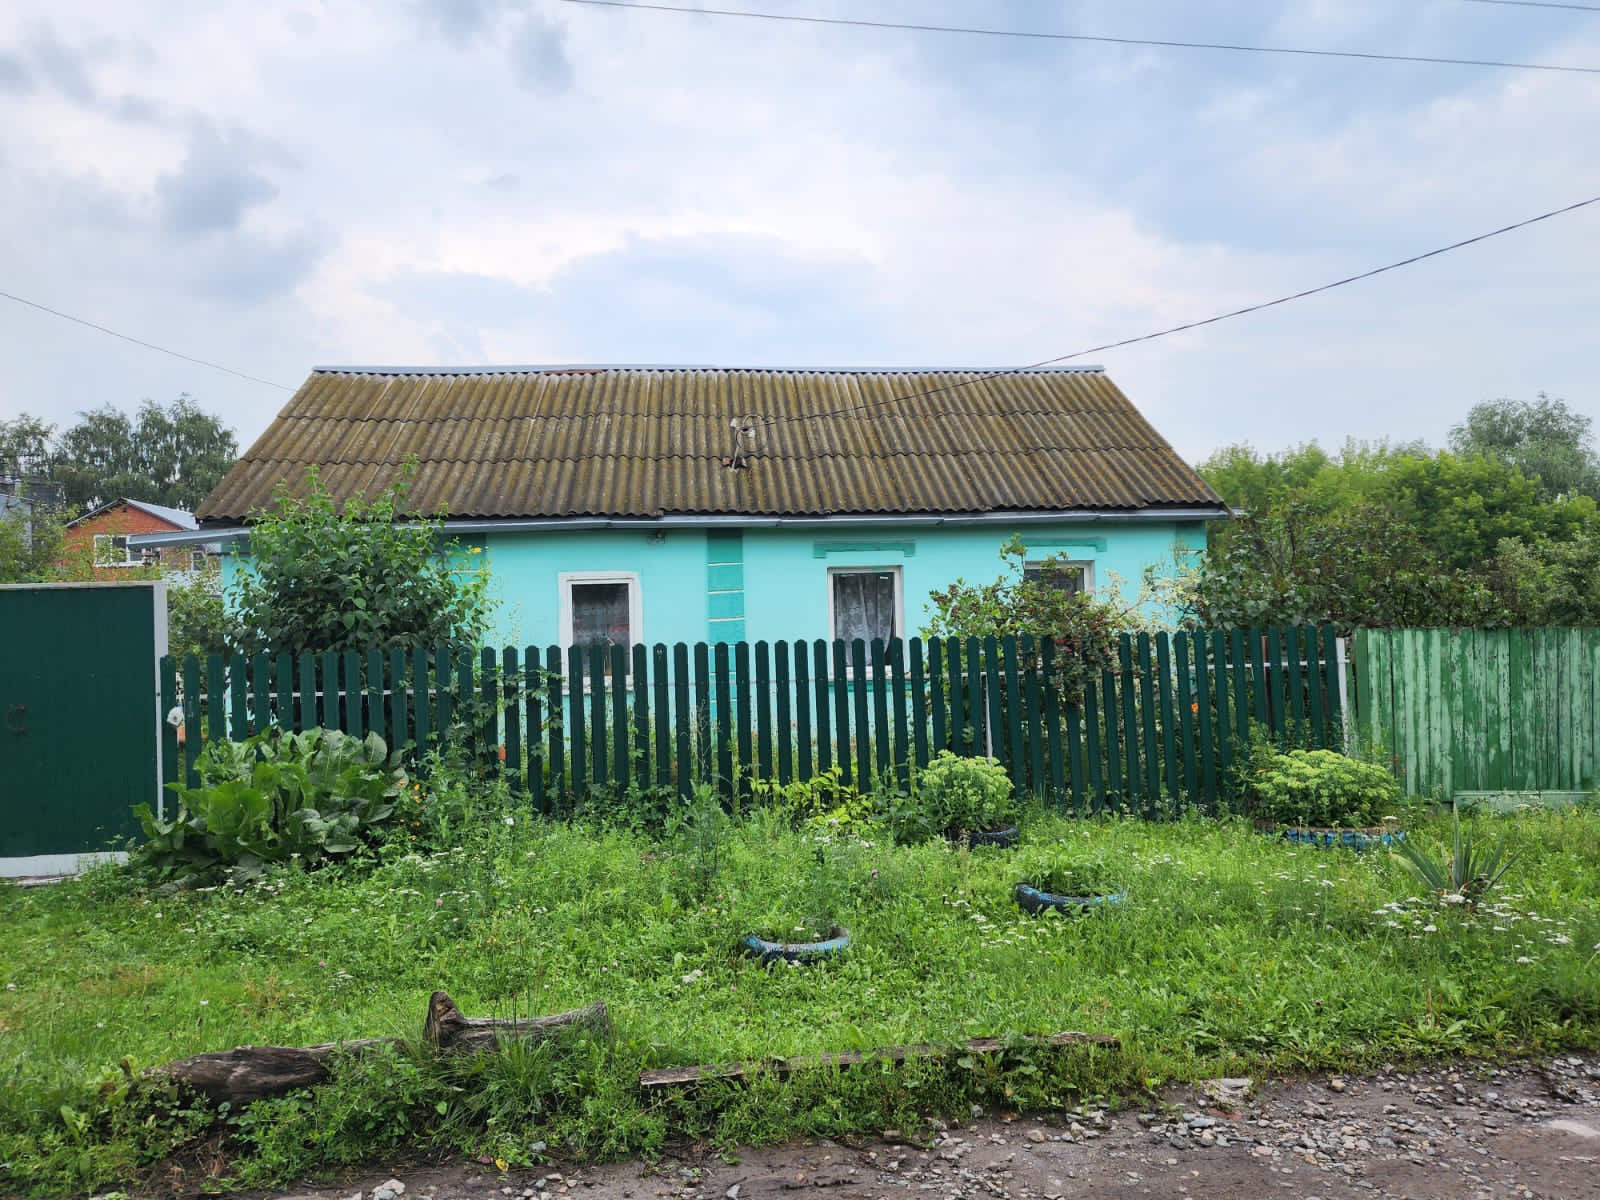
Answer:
63 499 217 579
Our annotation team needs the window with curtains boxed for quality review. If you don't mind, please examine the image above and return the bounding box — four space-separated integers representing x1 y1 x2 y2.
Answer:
559 572 641 650
829 568 901 644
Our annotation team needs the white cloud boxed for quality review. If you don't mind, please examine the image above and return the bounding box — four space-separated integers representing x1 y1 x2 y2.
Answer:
0 0 1596 468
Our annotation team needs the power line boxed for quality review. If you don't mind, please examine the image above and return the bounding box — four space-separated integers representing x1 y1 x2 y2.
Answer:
0 289 293 391
1460 0 1600 12
762 193 1600 429
558 0 1600 74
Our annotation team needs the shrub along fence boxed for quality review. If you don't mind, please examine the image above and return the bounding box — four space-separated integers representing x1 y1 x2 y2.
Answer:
162 626 1343 815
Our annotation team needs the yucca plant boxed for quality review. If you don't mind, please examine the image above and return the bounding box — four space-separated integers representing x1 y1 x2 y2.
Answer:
1392 810 1516 911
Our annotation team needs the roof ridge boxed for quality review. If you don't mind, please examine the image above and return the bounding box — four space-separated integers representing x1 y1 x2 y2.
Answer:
310 364 1108 376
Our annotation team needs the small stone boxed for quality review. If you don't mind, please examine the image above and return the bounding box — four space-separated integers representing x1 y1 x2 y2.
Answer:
725 1187 740 1200
1025 1129 1046 1144
1328 1078 1347 1093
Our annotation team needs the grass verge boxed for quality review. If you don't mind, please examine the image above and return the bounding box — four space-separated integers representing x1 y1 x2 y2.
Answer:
2 804 1598 1194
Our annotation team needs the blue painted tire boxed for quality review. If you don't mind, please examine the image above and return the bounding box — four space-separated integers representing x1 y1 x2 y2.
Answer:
1014 882 1123 915
738 925 851 965
1256 821 1406 851
954 825 1020 849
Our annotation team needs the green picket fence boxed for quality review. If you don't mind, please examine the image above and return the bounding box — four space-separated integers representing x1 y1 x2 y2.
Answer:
161 626 1343 814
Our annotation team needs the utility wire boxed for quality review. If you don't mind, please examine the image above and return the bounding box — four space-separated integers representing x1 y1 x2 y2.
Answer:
760 193 1600 429
558 0 1600 74
0 289 292 391
1460 0 1600 13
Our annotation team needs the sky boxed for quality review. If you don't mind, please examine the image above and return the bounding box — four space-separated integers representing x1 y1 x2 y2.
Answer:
2 0 1598 469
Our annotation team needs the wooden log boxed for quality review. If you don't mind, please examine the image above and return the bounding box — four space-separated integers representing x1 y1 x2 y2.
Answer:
152 1039 384 1107
153 993 608 1108
424 991 610 1051
638 1031 1120 1090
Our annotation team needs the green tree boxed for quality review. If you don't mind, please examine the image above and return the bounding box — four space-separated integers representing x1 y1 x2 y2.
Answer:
1481 533 1600 625
165 563 232 659
0 501 69 583
52 396 237 511
229 463 492 656
0 413 55 475
1448 394 1600 500
1190 498 1492 630
1371 451 1596 571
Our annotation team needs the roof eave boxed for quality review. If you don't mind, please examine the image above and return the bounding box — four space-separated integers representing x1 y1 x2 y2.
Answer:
138 505 1227 550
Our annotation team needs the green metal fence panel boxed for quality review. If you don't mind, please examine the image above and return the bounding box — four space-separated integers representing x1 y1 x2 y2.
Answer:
871 638 892 788
1 584 164 859
755 641 774 786
504 647 523 794
832 640 852 785
889 638 911 792
734 641 753 801
911 638 933 770
674 643 692 800
793 640 812 780
714 642 733 794
652 644 671 788
850 639 871 788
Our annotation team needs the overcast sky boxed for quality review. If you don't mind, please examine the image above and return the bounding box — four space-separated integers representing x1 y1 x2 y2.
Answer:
2 0 1598 468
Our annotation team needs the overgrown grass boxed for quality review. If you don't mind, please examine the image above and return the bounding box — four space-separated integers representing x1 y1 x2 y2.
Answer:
2 801 1598 1195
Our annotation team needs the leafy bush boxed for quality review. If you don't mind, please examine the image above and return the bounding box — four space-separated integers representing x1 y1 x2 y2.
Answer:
1246 747 1400 829
888 751 1015 843
921 535 1133 702
228 459 492 656
1014 846 1119 896
751 766 877 834
133 727 407 886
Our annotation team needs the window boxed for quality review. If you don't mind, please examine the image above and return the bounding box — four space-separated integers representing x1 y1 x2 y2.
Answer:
829 567 901 644
189 550 210 572
93 534 140 568
558 572 642 650
1023 559 1092 595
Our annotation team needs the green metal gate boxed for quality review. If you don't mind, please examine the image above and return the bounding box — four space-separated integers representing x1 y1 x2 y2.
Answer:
0 582 165 868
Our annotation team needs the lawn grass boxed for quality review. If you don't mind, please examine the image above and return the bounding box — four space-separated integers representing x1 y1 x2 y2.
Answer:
2 802 1598 1194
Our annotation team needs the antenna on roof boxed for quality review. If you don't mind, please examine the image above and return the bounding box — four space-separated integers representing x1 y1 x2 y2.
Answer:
723 414 763 470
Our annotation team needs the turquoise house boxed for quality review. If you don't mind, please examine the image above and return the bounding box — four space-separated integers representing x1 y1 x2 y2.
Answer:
182 366 1227 648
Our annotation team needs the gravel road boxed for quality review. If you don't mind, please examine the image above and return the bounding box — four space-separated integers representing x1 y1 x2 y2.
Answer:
247 1053 1600 1200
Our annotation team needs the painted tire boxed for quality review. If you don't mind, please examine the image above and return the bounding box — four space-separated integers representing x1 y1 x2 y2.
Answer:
1014 882 1123 915
953 825 1020 849
738 925 851 965
1256 821 1406 851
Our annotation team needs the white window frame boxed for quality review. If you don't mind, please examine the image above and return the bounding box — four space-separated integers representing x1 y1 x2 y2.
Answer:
827 565 903 647
93 533 140 568
558 571 643 651
1023 558 1094 595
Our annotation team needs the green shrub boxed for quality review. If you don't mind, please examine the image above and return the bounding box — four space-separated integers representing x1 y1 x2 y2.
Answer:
888 751 1015 843
1014 846 1119 896
1247 747 1400 829
751 766 877 834
132 727 407 886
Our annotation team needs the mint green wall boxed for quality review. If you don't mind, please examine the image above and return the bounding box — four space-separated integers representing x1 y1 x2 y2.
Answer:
480 520 1207 649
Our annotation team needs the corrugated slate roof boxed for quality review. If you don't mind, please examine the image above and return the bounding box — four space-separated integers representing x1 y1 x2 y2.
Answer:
198 366 1224 523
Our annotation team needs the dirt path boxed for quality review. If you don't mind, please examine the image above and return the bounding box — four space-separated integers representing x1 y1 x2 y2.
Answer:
252 1053 1600 1200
